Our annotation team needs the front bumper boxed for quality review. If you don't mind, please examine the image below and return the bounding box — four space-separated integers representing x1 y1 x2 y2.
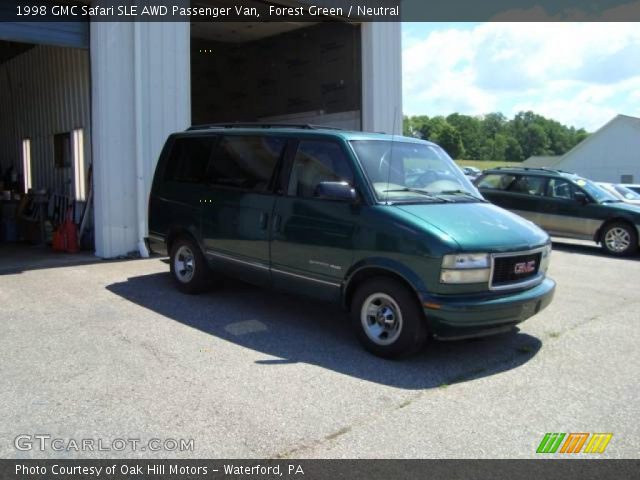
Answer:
420 277 556 340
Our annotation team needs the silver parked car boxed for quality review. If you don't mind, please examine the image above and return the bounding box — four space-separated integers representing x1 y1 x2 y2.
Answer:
598 182 640 206
619 184 640 196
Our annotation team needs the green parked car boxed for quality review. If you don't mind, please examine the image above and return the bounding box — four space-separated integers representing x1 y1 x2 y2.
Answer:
476 167 640 256
147 124 555 358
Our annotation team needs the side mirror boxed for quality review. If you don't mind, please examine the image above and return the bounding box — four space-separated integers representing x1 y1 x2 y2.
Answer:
574 191 589 204
314 181 357 202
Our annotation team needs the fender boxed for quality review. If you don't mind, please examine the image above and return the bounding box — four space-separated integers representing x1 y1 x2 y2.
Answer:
595 213 640 242
342 256 429 306
166 222 204 254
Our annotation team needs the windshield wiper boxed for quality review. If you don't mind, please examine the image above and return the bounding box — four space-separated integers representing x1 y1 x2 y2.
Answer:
600 199 622 203
439 189 487 202
382 188 453 203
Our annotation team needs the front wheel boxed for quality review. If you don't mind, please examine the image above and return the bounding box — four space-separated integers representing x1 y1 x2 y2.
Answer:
351 277 428 359
601 222 638 257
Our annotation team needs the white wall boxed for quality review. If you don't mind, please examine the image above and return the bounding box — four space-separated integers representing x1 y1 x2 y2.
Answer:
361 22 403 135
556 116 640 183
91 22 190 258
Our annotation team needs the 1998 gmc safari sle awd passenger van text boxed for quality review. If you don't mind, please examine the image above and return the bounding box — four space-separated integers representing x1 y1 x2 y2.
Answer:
147 124 555 358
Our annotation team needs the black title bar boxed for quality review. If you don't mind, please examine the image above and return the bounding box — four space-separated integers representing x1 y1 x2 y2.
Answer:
1 0 640 22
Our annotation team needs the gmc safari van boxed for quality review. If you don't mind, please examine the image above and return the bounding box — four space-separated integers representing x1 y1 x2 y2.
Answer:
148 124 555 358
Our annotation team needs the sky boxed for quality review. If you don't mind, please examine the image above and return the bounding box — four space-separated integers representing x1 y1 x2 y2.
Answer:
402 22 640 131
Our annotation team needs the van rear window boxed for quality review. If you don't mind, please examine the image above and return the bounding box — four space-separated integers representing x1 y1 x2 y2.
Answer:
164 136 213 184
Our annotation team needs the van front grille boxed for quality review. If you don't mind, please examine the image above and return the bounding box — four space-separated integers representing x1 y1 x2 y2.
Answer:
491 252 542 287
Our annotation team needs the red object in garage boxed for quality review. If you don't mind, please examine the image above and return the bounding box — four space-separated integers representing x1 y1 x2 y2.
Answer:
52 208 79 253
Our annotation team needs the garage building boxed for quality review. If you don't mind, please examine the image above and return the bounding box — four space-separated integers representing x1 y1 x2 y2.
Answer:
0 2 401 258
548 114 640 183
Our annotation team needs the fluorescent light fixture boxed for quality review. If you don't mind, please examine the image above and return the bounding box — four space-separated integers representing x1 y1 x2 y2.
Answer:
22 139 32 192
72 128 86 201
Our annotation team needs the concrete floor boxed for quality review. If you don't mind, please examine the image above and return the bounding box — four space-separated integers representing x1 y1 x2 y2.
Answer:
0 241 638 458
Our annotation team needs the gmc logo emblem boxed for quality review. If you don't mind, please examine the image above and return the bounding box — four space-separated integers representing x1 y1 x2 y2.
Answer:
514 260 536 274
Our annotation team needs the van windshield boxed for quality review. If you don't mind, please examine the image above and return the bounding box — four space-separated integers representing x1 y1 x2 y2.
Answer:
350 140 481 203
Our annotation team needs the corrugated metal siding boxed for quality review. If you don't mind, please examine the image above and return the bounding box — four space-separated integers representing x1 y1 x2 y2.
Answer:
261 110 361 130
0 22 89 48
0 44 91 195
91 22 190 258
361 22 402 134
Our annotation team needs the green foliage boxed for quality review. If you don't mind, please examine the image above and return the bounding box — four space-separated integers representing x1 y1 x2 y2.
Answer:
437 123 465 159
403 111 589 161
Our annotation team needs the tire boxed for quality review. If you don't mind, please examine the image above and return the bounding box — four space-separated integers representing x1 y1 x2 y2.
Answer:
350 277 428 359
169 237 212 294
601 222 638 257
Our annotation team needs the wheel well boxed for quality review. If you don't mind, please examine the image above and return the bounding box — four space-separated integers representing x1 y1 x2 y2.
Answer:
596 218 637 243
166 228 199 254
343 267 422 312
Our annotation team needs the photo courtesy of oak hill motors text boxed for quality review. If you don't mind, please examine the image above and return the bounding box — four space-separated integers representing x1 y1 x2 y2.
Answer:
19 4 400 18
15 462 304 477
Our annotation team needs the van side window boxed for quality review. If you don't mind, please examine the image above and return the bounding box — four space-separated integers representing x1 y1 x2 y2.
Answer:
164 136 213 184
209 136 285 192
477 174 516 190
288 140 354 198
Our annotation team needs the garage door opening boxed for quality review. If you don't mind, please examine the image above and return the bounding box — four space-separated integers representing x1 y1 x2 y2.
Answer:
0 39 94 261
191 20 362 129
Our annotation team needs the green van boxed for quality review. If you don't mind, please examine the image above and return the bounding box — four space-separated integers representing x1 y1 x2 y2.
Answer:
148 124 555 358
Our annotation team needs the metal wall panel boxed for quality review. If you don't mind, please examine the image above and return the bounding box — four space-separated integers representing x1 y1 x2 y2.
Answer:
0 44 91 195
361 22 403 134
91 22 191 258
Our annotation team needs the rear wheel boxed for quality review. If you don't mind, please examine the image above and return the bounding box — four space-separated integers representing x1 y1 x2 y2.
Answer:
601 222 637 257
169 237 212 294
351 277 427 359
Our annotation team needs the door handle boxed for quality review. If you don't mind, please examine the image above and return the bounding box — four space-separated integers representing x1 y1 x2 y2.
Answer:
259 212 268 230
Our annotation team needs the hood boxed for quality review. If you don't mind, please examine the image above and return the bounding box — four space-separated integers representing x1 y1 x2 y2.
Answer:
395 202 549 252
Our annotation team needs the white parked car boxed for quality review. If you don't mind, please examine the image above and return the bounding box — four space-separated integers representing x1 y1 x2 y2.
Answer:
619 184 640 196
597 182 640 205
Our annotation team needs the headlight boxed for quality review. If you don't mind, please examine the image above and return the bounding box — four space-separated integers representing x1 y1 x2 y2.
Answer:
440 269 491 284
540 243 552 273
441 253 490 269
441 253 490 284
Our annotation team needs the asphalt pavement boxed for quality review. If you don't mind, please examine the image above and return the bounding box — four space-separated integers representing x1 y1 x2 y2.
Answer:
0 241 638 458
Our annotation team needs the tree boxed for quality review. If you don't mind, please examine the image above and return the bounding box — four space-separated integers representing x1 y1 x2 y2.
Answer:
482 112 508 138
446 113 483 159
401 111 589 161
436 124 464 159
505 136 524 161
402 115 413 136
521 123 550 158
